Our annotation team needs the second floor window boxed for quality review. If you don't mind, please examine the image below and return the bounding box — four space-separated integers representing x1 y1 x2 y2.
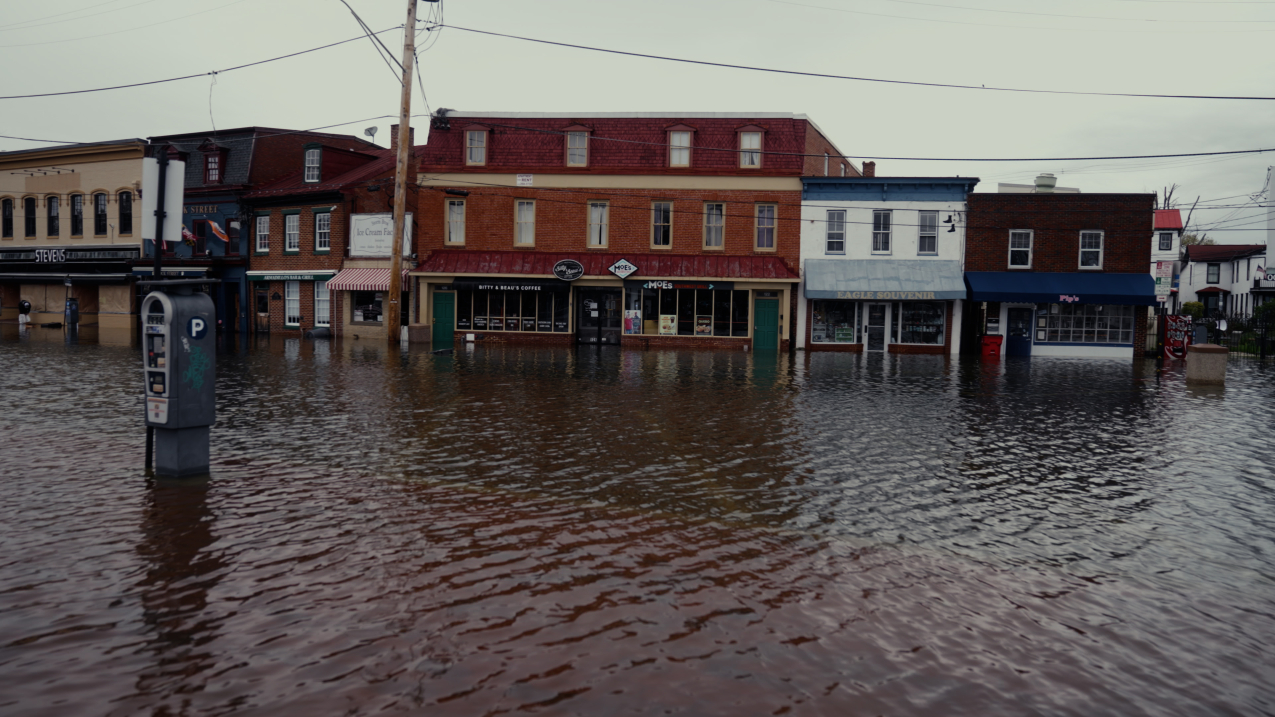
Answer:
1158 232 1173 251
1009 230 1033 267
47 196 59 236
256 215 269 252
285 214 300 251
1 198 11 238
24 197 36 236
670 131 690 167
94 193 108 235
739 132 761 168
918 211 938 255
205 153 222 184
755 205 776 250
652 201 672 247
466 131 486 165
567 132 588 166
515 200 535 245
588 202 609 247
118 191 132 234
703 203 725 248
1207 263 1220 284
872 210 891 253
315 212 331 251
1079 231 1103 268
825 210 845 253
304 149 321 182
70 194 83 235
447 200 465 244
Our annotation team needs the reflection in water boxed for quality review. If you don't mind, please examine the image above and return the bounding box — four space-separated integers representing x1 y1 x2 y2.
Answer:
0 337 1273 716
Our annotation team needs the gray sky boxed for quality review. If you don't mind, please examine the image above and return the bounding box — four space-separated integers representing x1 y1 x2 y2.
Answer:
3 0 1272 242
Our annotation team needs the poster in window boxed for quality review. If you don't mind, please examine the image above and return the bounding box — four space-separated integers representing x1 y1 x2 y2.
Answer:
490 317 504 331
695 316 713 335
522 317 536 332
474 316 488 330
624 309 642 334
835 327 855 342
659 314 677 335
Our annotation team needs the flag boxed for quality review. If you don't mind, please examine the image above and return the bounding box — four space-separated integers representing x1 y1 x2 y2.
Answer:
182 226 197 244
209 220 229 242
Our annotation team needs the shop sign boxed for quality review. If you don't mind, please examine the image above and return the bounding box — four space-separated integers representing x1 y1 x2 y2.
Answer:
608 258 638 279
1059 295 1081 303
630 280 735 291
659 315 677 335
249 273 333 282
552 259 585 281
35 249 68 263
831 290 935 300
449 278 570 293
349 212 413 257
517 174 533 187
1259 264 1275 286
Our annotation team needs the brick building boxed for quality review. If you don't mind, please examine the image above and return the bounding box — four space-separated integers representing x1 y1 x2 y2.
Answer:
409 111 854 350
243 134 418 337
145 127 379 334
963 189 1157 358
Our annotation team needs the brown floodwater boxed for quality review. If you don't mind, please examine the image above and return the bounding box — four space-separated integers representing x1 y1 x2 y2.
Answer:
1 328 1274 715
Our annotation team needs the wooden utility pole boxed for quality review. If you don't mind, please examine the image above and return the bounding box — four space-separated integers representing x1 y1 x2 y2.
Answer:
386 0 418 343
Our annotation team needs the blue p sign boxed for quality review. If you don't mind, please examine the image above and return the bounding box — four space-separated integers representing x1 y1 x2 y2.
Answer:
188 317 208 340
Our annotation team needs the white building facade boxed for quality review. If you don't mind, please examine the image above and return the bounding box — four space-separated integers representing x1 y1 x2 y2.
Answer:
1179 244 1268 316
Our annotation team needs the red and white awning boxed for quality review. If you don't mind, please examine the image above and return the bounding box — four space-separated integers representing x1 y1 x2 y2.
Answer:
327 268 411 292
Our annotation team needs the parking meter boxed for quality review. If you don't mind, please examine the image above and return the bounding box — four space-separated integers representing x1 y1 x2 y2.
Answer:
65 297 79 326
142 287 215 477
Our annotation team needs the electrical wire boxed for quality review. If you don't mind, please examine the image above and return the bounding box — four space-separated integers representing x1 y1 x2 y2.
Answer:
796 0 1275 22
336 0 404 80
0 26 402 100
0 0 258 48
0 0 162 33
436 24 1275 101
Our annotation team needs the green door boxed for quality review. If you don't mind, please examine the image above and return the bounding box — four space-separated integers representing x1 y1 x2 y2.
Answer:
753 298 779 352
432 292 455 350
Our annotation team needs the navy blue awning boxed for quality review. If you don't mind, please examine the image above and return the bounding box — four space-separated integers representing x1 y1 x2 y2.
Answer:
965 272 1157 306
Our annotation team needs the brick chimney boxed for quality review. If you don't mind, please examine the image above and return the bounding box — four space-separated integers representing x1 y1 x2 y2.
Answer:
390 124 415 152
862 161 876 177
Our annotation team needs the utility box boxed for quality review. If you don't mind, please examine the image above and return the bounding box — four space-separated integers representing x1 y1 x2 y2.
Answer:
142 288 216 477
65 298 79 326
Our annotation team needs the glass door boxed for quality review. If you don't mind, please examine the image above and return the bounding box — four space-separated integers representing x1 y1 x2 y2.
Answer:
577 289 622 344
866 303 887 351
1006 307 1034 356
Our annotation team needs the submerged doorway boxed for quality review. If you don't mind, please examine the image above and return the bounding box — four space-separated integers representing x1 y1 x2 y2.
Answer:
1006 307 1034 356
865 303 888 351
577 288 621 344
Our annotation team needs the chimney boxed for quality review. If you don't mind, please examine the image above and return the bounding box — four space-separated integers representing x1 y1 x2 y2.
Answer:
862 161 876 177
390 124 415 152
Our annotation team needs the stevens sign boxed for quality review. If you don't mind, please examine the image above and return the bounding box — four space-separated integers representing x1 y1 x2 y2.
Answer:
350 213 413 257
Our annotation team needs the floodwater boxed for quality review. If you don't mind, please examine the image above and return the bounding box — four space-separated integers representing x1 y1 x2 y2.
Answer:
2 327 1274 716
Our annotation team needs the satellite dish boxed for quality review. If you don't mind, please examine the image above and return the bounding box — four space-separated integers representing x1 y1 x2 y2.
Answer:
364 126 378 139
1218 319 1228 332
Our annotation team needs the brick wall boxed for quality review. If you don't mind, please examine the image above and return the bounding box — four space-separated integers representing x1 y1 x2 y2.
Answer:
966 193 1154 273
251 133 378 187
802 126 859 178
251 202 347 334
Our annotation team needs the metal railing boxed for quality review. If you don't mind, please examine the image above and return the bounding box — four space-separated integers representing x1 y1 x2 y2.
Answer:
1193 314 1274 357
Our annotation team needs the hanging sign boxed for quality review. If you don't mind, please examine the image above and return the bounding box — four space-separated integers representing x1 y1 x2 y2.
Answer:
350 212 413 257
608 258 638 279
552 259 585 281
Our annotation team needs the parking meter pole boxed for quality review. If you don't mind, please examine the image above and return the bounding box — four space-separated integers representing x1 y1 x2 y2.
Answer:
145 426 153 473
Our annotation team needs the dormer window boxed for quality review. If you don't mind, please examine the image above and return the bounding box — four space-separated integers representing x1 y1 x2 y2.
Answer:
667 124 694 167
205 152 223 184
738 127 764 168
466 130 487 166
566 130 588 167
303 147 321 182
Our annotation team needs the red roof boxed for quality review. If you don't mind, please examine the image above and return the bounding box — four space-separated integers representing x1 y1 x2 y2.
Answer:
416 250 799 280
244 147 422 198
1154 209 1183 231
1195 286 1231 294
1184 244 1265 263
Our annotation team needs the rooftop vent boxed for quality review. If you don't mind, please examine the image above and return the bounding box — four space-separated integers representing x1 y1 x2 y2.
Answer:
1035 173 1057 193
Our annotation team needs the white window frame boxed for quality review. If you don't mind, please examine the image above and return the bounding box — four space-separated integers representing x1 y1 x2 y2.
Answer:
651 201 672 248
566 131 588 167
1206 262 1220 284
825 210 845 254
1009 230 1033 268
515 200 535 246
1158 232 1173 252
755 204 776 251
739 132 762 168
918 211 938 255
284 214 300 252
466 131 487 166
284 281 301 326
872 210 891 254
303 148 321 183
1079 230 1104 269
446 199 465 245
314 211 331 252
703 202 725 249
669 131 691 167
314 280 330 327
255 215 269 253
823 153 829 176
587 201 609 247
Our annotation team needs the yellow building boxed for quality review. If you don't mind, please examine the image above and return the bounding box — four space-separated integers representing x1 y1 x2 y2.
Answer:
0 139 146 329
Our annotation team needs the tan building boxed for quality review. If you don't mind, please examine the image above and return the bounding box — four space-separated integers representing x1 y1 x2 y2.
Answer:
0 139 147 330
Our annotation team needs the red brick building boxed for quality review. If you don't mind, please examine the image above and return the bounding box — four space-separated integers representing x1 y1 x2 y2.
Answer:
963 191 1157 358
243 132 420 338
409 111 854 350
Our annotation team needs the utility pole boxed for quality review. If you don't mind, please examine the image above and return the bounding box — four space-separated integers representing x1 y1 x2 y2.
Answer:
386 0 418 344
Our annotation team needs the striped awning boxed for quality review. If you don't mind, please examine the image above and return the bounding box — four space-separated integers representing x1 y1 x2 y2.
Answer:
327 268 410 292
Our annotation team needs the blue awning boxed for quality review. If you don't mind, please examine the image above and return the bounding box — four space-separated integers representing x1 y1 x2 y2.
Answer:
965 272 1157 306
805 259 966 300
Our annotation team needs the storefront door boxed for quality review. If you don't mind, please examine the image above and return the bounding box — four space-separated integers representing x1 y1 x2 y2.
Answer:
577 288 621 344
254 288 270 334
1006 307 1034 356
866 303 887 351
753 298 779 351
432 292 455 350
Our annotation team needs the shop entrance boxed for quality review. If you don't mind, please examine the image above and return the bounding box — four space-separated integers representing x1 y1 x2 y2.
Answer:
865 303 888 351
254 288 270 334
577 288 621 344
1006 307 1034 356
753 298 779 351
432 292 455 350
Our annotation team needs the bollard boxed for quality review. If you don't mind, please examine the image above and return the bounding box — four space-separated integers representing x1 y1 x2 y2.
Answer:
1186 343 1228 385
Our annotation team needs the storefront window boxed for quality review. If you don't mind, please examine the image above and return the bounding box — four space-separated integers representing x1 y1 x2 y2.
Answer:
352 291 383 323
899 301 945 344
627 287 749 336
1042 304 1134 344
455 289 569 332
811 300 857 343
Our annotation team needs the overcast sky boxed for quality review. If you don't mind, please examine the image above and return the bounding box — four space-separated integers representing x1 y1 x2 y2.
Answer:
2 0 1271 242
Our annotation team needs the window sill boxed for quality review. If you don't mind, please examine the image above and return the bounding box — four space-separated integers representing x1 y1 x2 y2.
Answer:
585 245 608 250
254 251 269 256
650 245 673 250
315 249 330 255
754 248 777 254
513 243 535 249
1078 266 1103 271
350 320 383 326
871 252 893 257
701 246 725 251
1008 266 1033 270
444 242 465 247
283 250 300 256
917 252 938 257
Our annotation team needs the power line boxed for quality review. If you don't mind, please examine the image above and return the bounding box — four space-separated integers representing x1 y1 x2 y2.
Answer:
797 0 1275 22
0 0 257 48
0 26 402 100
436 24 1275 101
0 0 161 33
